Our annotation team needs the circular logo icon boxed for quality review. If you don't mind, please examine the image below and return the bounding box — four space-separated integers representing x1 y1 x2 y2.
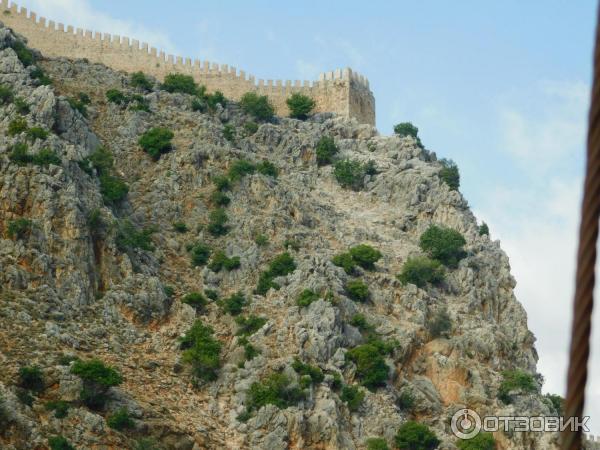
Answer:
451 408 482 439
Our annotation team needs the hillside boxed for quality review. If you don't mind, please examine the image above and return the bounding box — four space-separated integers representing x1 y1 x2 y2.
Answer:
0 25 559 450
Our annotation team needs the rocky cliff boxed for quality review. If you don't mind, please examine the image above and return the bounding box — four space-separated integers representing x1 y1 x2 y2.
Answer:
0 24 559 450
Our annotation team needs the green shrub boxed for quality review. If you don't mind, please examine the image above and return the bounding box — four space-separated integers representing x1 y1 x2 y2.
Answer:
45 400 70 419
26 126 48 141
78 92 91 104
210 190 231 207
419 225 466 268
223 123 235 141
32 148 61 167
244 121 259 135
292 359 324 384
99 173 128 205
456 432 496 450
48 436 75 450
239 336 261 362
7 218 32 239
134 438 163 450
286 93 315 119
315 136 338 166
544 393 564 415
67 97 88 117
348 244 382 270
236 315 267 336
106 88 128 104
346 343 389 390
397 257 444 288
205 289 219 301
283 238 300 251
345 279 370 302
256 160 278 177
8 143 32 166
107 407 134 430
0 84 14 104
191 97 206 112
213 175 231 191
207 208 229 236
254 233 269 247
397 389 416 412
240 92 275 121
220 291 246 316
8 117 28 136
71 359 123 410
208 250 240 272
115 220 155 252
393 122 419 138
181 292 208 312
334 159 368 190
16 388 34 406
172 221 188 233
228 159 256 181
131 71 153 91
255 252 296 295
498 369 537 404
11 41 34 66
427 309 451 338
394 421 440 450
139 127 174 160
81 146 114 175
207 90 226 109
188 242 211 267
478 222 489 236
18 366 44 392
439 158 460 190
14 97 29 114
245 372 304 411
350 314 375 334
340 384 364 411
31 67 52 85
163 285 175 299
297 289 319 307
332 252 356 274
366 438 390 450
162 73 198 95
180 321 222 382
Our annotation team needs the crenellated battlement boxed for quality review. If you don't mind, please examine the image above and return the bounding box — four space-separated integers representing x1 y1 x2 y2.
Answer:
0 0 375 124
584 434 600 450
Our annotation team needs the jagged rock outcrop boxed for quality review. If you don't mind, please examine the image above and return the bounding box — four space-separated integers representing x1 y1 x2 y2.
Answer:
0 24 559 449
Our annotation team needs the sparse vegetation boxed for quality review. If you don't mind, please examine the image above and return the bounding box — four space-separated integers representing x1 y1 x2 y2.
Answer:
427 309 451 338
394 421 440 450
18 366 44 392
181 292 208 312
340 384 365 412
180 321 222 383
350 314 375 334
366 438 390 450
70 359 123 410
456 432 496 450
397 256 445 288
297 289 319 307
7 218 32 240
67 96 88 117
131 71 153 91
107 407 134 430
8 117 28 136
207 208 229 236
419 225 466 268
498 369 537 404
254 233 269 247
223 123 235 141
244 121 259 135
207 90 226 109
172 221 188 233
236 315 267 336
478 222 489 236
332 252 356 274
439 158 460 190
208 250 241 272
8 143 32 166
255 252 297 295
256 160 278 177
48 436 75 450
45 400 69 419
99 173 129 205
286 93 315 120
139 127 174 160
213 174 231 191
30 67 52 85
348 244 382 270
240 92 275 121
188 242 211 267
26 126 48 141
161 73 199 95
11 41 35 66
228 159 256 181
345 279 370 302
106 88 128 104
397 389 416 412
0 84 14 104
219 291 246 316
333 159 368 190
346 341 390 390
393 122 419 139
210 190 231 207
544 393 564 415
14 97 29 114
245 372 304 412
115 220 155 252
315 136 338 166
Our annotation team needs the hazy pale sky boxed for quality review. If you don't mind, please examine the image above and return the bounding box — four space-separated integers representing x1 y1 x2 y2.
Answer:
8 0 599 435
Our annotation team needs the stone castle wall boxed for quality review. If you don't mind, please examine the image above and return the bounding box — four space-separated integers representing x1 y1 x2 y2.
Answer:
0 0 375 125
585 434 600 450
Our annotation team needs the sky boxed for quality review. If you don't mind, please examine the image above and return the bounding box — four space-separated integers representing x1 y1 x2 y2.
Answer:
8 0 600 436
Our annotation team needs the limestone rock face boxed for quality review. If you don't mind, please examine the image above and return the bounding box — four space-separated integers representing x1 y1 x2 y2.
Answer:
0 25 558 449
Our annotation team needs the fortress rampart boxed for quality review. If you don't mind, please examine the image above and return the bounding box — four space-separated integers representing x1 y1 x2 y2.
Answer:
0 0 375 125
